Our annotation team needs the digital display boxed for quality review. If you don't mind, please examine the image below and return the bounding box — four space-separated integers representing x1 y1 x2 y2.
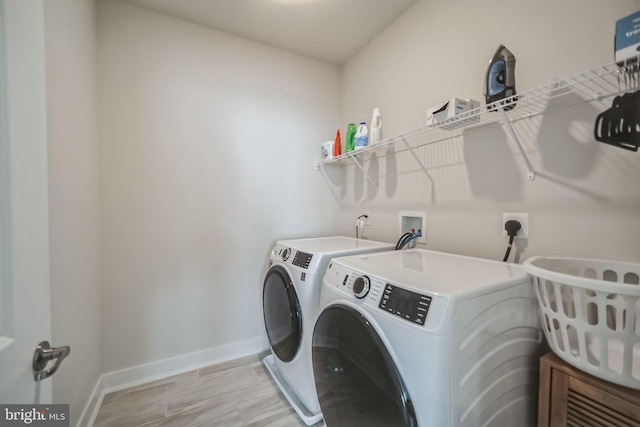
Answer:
379 284 431 325
292 251 313 269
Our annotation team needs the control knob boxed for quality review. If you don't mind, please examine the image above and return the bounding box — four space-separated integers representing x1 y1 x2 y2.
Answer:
281 248 291 261
353 275 370 299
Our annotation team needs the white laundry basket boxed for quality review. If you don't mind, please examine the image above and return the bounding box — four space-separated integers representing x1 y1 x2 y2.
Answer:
523 256 640 390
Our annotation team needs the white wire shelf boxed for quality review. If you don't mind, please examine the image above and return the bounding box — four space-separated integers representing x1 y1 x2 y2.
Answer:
315 57 640 182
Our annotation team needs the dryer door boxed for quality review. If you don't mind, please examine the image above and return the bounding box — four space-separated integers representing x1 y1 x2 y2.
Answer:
262 265 302 363
312 305 417 426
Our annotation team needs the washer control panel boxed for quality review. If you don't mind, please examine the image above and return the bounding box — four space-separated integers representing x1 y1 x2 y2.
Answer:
292 251 313 269
324 261 445 330
379 284 431 325
352 276 370 299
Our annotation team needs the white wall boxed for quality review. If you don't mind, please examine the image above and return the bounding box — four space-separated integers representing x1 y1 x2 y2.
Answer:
337 0 640 263
97 0 343 373
52 0 640 413
44 0 102 424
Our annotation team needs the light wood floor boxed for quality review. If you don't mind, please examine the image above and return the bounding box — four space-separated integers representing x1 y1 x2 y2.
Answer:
93 352 325 427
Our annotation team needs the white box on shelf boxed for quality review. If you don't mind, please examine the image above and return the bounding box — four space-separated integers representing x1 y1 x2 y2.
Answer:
615 10 640 64
426 98 480 128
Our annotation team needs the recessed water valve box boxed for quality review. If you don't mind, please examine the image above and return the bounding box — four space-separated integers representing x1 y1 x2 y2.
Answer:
399 211 426 244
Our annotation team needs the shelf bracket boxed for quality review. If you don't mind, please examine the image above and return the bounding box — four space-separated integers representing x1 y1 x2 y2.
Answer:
401 136 434 185
316 162 346 203
348 153 379 190
496 106 535 181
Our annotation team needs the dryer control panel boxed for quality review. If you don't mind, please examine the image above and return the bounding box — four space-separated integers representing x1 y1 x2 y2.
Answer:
292 251 313 269
379 284 431 325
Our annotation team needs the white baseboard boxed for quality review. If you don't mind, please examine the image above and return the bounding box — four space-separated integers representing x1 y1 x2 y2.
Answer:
76 375 105 427
76 335 268 427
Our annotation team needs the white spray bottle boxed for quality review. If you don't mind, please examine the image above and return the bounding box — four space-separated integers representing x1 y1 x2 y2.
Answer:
370 108 382 145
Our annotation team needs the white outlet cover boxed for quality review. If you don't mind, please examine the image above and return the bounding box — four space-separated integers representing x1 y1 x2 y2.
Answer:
502 213 529 239
363 211 371 225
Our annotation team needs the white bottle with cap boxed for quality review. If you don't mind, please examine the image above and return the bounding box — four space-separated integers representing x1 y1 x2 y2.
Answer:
370 108 382 145
354 122 368 150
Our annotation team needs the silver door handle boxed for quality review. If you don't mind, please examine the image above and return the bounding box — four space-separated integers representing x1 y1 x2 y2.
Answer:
32 340 70 381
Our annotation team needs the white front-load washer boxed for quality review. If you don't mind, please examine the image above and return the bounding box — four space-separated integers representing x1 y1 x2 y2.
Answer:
262 236 394 425
312 248 543 426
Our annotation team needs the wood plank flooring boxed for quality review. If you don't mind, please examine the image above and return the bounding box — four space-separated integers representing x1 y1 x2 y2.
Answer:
93 352 325 427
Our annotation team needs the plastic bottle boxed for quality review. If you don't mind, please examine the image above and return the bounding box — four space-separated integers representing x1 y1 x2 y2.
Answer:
321 141 333 160
346 123 356 152
370 108 382 145
333 129 341 157
354 122 368 149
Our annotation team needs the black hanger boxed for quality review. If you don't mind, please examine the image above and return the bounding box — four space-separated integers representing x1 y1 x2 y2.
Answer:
594 90 640 151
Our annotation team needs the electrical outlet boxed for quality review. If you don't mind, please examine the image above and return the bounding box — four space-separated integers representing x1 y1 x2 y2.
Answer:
356 212 371 228
502 213 529 239
399 211 426 244
363 211 371 226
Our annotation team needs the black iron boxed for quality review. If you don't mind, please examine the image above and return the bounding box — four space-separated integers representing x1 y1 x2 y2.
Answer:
484 45 517 111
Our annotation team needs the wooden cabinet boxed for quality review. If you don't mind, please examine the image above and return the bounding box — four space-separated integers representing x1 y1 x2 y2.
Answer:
538 352 640 427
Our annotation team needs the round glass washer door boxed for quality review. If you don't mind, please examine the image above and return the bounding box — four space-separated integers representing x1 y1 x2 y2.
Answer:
262 265 302 363
312 305 417 426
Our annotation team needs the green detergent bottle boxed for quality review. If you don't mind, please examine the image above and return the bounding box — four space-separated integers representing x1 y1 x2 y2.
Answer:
346 123 356 152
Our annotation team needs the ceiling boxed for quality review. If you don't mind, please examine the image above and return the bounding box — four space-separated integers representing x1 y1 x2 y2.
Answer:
111 0 419 66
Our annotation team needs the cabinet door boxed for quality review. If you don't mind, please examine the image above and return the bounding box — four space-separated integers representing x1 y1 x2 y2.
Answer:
562 375 640 426
540 356 640 427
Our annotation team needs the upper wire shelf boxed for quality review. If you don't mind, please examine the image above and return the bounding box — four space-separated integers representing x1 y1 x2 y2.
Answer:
315 57 640 175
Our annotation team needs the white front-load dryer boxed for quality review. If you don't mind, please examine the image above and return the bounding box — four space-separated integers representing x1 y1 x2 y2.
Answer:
262 236 394 425
312 249 543 426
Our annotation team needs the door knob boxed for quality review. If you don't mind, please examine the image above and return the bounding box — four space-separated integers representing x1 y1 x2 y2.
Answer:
32 340 70 381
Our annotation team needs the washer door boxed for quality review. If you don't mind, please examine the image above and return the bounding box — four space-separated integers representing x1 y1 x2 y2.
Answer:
312 305 417 427
262 265 302 363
